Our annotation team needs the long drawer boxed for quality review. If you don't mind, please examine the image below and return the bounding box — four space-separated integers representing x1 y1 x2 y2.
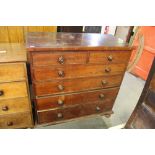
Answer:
0 112 33 129
0 63 26 83
37 101 114 124
34 75 122 96
32 64 126 81
0 81 28 100
36 87 119 110
0 97 30 115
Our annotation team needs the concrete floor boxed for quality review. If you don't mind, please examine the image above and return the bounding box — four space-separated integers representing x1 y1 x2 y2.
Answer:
38 72 145 129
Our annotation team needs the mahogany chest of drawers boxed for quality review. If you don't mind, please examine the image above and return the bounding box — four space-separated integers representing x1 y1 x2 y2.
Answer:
0 43 33 128
26 32 133 126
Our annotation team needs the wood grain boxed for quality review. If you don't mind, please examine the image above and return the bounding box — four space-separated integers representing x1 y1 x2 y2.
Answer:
32 64 127 81
0 63 26 82
34 75 122 96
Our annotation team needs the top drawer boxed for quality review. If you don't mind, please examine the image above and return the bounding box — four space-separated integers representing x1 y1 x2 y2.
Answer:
89 51 131 64
31 51 88 66
0 63 26 83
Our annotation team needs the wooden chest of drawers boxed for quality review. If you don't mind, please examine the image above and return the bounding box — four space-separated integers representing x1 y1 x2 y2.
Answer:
26 32 133 126
0 43 33 128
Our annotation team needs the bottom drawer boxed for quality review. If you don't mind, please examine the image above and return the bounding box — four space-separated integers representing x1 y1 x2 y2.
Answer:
37 101 113 124
0 112 33 129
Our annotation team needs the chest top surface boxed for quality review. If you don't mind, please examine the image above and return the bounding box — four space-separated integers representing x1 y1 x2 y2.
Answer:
0 43 27 63
26 32 132 51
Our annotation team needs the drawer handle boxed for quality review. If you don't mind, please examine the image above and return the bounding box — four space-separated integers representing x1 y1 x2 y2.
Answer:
96 106 101 112
2 106 9 111
99 94 105 99
57 113 63 118
101 80 108 85
0 90 4 96
58 56 65 64
107 55 113 61
57 99 64 105
58 85 64 91
58 70 65 77
7 121 13 126
105 67 111 73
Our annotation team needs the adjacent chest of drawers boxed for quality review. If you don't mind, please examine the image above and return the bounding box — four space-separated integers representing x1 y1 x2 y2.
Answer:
27 32 133 126
0 43 33 128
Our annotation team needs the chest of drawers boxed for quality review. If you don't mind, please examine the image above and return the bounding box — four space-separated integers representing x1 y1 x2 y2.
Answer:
26 32 133 126
0 43 33 128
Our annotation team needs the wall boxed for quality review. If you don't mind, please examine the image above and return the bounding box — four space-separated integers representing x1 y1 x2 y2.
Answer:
0 26 57 43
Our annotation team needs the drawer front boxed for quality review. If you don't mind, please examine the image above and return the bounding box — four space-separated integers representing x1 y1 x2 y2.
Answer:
89 51 131 64
37 101 113 124
36 88 119 110
34 75 122 96
0 63 26 82
0 81 28 100
0 112 33 129
0 97 30 115
31 52 87 66
32 64 126 81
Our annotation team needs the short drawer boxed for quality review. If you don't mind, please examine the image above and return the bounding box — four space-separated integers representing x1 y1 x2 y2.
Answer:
0 97 30 115
32 64 127 81
37 100 114 124
0 112 33 129
31 51 87 66
36 87 119 110
89 51 131 64
34 75 121 96
0 63 26 83
0 81 28 100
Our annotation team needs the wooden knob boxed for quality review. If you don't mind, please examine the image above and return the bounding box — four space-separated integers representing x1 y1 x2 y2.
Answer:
57 113 63 118
2 106 9 111
105 67 111 73
101 80 108 85
57 99 64 105
99 94 105 99
58 56 65 64
107 55 113 61
96 106 101 111
58 85 64 91
58 70 65 77
0 90 4 96
7 121 13 126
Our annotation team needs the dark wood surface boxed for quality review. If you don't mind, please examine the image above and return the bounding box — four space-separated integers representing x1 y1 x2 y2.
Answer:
26 32 132 51
125 58 155 129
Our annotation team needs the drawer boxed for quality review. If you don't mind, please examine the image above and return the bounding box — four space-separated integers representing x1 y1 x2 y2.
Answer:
36 87 119 110
37 100 113 124
0 97 30 115
31 51 87 66
0 81 28 100
34 75 122 96
0 112 33 129
32 64 127 81
0 63 26 83
89 51 131 64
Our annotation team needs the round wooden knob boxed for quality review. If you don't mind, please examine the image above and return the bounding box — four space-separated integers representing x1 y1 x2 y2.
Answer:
58 56 65 64
105 67 111 73
0 90 4 96
58 85 64 91
57 99 64 105
2 106 9 111
107 55 113 61
101 80 108 85
58 70 65 77
99 94 105 99
96 106 101 111
7 121 13 126
57 113 63 118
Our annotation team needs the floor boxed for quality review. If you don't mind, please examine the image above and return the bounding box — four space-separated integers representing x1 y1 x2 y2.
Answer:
38 72 145 129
